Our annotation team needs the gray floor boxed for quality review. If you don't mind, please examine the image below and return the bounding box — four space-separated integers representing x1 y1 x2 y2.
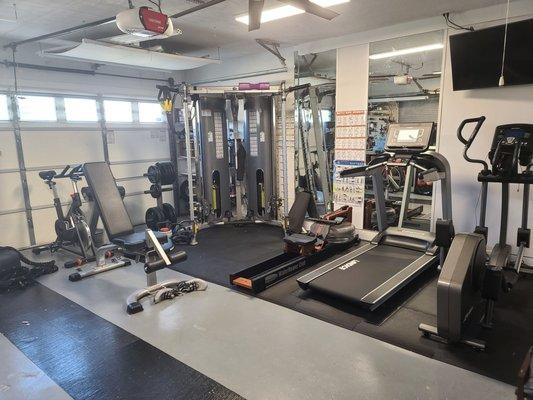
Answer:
0 333 72 400
3 251 515 400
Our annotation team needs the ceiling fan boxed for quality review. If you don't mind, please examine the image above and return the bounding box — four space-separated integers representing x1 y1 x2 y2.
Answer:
248 0 339 31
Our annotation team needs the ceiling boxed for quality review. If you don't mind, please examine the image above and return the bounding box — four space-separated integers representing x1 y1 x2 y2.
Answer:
0 0 506 61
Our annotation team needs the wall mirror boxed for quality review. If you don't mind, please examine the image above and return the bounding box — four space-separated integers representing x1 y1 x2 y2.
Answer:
293 49 336 214
365 30 444 231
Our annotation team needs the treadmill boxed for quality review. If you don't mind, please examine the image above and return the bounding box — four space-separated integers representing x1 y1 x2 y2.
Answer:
297 122 452 310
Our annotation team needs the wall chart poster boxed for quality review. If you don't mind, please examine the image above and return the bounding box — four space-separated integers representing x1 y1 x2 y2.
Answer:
334 110 367 227
333 160 365 207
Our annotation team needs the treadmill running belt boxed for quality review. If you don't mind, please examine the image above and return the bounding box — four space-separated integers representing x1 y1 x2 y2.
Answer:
307 245 425 306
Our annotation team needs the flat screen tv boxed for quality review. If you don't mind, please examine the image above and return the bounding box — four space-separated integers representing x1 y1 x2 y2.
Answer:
449 18 533 91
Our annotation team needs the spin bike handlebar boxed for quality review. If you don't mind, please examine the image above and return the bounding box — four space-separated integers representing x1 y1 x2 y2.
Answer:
54 164 83 179
457 116 489 171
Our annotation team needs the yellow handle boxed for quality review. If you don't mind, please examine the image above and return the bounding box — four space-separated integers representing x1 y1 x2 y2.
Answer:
211 184 218 210
161 99 173 113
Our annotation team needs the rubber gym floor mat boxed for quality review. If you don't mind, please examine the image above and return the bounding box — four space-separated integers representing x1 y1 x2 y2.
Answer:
171 224 285 286
0 284 243 400
167 224 533 386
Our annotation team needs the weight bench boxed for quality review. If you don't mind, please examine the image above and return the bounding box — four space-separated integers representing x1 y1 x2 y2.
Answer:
68 162 189 314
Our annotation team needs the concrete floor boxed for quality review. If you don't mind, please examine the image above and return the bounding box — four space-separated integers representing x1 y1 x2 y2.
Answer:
1 250 515 400
0 333 72 400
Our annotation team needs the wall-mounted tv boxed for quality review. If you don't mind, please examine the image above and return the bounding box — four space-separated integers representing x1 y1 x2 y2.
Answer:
449 18 533 91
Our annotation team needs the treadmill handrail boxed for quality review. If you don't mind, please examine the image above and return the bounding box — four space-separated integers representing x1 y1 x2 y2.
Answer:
340 156 389 178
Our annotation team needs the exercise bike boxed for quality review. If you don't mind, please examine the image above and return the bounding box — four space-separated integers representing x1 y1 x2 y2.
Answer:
419 117 533 350
33 165 102 268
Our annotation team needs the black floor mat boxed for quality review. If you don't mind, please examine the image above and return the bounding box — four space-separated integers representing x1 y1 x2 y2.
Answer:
169 224 533 386
172 224 285 286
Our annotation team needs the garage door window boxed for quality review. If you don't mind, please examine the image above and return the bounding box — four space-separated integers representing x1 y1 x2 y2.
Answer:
0 95 9 120
139 102 164 123
104 100 132 122
65 98 98 122
17 95 57 121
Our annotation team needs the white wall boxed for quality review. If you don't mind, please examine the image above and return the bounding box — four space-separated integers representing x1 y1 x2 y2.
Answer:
335 44 370 230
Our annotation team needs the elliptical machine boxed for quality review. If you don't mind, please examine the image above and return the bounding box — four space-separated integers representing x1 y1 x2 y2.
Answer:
419 117 533 350
33 165 102 267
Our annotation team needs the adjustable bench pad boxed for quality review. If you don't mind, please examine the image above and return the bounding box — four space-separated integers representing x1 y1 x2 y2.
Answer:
113 231 170 253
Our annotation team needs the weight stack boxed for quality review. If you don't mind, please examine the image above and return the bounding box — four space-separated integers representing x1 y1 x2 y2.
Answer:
197 97 231 218
244 96 274 218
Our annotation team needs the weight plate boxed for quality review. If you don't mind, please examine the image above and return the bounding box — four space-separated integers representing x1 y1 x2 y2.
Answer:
162 203 177 223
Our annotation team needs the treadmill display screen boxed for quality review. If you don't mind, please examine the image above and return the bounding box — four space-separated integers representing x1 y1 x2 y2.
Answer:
396 129 420 142
385 122 434 153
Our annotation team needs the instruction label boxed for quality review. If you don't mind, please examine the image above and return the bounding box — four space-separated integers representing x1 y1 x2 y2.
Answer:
249 111 259 157
214 112 224 159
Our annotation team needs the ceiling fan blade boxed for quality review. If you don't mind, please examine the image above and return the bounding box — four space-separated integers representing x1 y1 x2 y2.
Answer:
281 0 339 20
249 0 265 31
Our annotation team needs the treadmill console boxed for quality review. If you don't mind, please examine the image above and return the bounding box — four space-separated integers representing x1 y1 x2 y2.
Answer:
385 123 434 153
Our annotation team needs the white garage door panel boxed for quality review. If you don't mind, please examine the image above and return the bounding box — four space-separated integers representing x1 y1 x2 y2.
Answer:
0 172 25 211
27 171 88 208
107 129 169 162
32 207 59 245
0 131 19 170
162 190 174 206
120 178 150 195
124 194 152 225
111 161 164 180
0 212 31 248
21 130 104 168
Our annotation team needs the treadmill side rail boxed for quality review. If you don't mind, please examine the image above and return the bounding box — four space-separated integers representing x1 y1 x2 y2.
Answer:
361 253 437 310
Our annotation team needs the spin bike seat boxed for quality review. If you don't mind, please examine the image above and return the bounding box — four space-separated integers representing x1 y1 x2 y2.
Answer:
39 170 57 181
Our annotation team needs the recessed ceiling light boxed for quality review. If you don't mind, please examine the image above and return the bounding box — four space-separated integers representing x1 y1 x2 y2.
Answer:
310 0 350 6
235 5 304 25
369 44 444 60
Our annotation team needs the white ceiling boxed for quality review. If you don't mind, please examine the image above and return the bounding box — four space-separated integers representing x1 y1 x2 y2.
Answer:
0 0 506 60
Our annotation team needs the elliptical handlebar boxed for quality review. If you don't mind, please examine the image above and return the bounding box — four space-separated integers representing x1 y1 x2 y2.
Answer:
457 116 489 171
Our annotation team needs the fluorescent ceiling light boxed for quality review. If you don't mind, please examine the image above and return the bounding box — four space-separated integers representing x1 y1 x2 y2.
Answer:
310 0 350 6
370 95 429 103
235 1 349 25
369 43 444 60
236 5 304 25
